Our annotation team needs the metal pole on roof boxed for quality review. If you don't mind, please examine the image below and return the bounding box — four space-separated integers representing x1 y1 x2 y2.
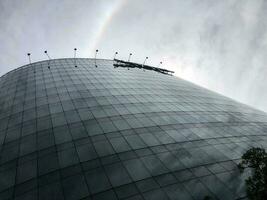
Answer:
44 50 51 69
44 50 51 59
142 57 148 71
113 51 118 60
74 48 77 67
143 57 148 66
128 53 132 62
158 61 162 68
27 53 31 64
95 49 98 68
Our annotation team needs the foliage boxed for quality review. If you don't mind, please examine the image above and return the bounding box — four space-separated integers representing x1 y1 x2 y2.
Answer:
238 147 267 200
203 195 212 200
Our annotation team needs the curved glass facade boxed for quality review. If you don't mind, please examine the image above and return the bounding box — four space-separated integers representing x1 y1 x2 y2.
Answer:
1 58 267 200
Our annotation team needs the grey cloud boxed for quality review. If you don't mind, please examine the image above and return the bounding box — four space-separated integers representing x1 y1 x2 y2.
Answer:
1 0 267 112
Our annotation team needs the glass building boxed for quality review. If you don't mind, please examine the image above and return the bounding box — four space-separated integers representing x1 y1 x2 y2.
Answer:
0 58 267 200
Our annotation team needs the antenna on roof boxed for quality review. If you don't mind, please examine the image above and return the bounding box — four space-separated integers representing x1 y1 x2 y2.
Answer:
74 48 77 67
113 51 118 60
44 50 51 59
95 49 98 68
27 53 31 64
44 50 51 69
126 53 133 70
128 53 132 62
143 57 148 66
158 61 162 68
142 57 148 71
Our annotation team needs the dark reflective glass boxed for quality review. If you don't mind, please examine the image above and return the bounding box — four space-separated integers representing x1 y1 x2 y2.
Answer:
0 58 266 199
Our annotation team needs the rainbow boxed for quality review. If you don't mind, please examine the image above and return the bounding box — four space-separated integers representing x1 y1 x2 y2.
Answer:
89 0 127 55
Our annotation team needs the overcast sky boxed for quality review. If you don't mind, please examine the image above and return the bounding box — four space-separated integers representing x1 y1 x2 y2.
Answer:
1 0 267 112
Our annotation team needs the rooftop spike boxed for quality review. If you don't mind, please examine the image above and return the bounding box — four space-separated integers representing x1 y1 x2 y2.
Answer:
74 48 77 67
113 52 118 60
95 49 98 68
128 53 132 62
27 53 31 64
44 50 51 69
143 57 148 66
158 61 162 68
142 57 148 71
44 50 51 60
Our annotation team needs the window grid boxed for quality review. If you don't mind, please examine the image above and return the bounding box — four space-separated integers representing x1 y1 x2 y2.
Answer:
0 58 266 199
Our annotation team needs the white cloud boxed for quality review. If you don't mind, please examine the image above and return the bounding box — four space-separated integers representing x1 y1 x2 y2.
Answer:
1 0 267 112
